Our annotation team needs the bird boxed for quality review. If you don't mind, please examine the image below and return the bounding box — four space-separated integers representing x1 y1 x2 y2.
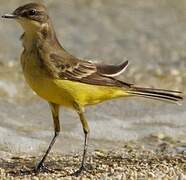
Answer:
2 3 183 176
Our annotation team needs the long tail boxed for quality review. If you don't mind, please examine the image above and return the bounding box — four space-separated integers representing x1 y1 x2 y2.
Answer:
127 86 183 104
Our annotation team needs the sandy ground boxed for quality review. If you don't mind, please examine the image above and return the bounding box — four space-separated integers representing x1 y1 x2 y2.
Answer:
0 142 185 180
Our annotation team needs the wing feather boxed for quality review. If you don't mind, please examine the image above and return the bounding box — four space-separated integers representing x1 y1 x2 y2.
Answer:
96 60 128 77
37 47 131 88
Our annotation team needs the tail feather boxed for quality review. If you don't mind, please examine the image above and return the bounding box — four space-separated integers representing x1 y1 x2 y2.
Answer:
128 86 183 104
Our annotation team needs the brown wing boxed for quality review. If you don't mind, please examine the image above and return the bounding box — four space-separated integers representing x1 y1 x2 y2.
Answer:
38 47 131 88
96 60 128 77
49 53 97 79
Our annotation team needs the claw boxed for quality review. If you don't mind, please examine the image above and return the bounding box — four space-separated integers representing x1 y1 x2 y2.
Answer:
34 162 44 173
71 165 87 176
34 163 53 174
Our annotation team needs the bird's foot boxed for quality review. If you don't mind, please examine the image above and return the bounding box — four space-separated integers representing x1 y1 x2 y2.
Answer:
34 162 53 174
71 165 87 176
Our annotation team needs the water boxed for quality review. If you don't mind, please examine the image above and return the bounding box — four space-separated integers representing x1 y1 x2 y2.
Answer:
0 0 185 156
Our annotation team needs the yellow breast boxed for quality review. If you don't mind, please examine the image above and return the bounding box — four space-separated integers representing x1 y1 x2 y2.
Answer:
21 52 129 108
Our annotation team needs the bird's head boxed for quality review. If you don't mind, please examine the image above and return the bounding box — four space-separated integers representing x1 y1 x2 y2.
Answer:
2 3 49 32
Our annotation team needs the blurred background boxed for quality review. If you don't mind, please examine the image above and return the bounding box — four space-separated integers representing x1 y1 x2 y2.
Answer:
0 0 185 157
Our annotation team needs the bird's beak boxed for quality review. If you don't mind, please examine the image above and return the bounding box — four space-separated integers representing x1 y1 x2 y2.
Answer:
2 13 17 19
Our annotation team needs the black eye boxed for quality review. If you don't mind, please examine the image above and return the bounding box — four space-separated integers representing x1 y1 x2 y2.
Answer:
28 9 36 16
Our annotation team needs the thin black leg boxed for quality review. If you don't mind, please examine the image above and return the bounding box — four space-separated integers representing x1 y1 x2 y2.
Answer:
72 103 90 176
35 131 59 172
73 132 88 176
35 102 60 173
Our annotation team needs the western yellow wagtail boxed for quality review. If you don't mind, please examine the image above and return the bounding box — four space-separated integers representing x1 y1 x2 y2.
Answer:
2 3 183 175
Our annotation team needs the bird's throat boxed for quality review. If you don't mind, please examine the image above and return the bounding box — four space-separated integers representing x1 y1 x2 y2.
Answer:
21 31 39 52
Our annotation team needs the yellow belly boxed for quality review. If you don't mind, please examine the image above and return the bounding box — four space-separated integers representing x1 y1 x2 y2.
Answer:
22 54 129 108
